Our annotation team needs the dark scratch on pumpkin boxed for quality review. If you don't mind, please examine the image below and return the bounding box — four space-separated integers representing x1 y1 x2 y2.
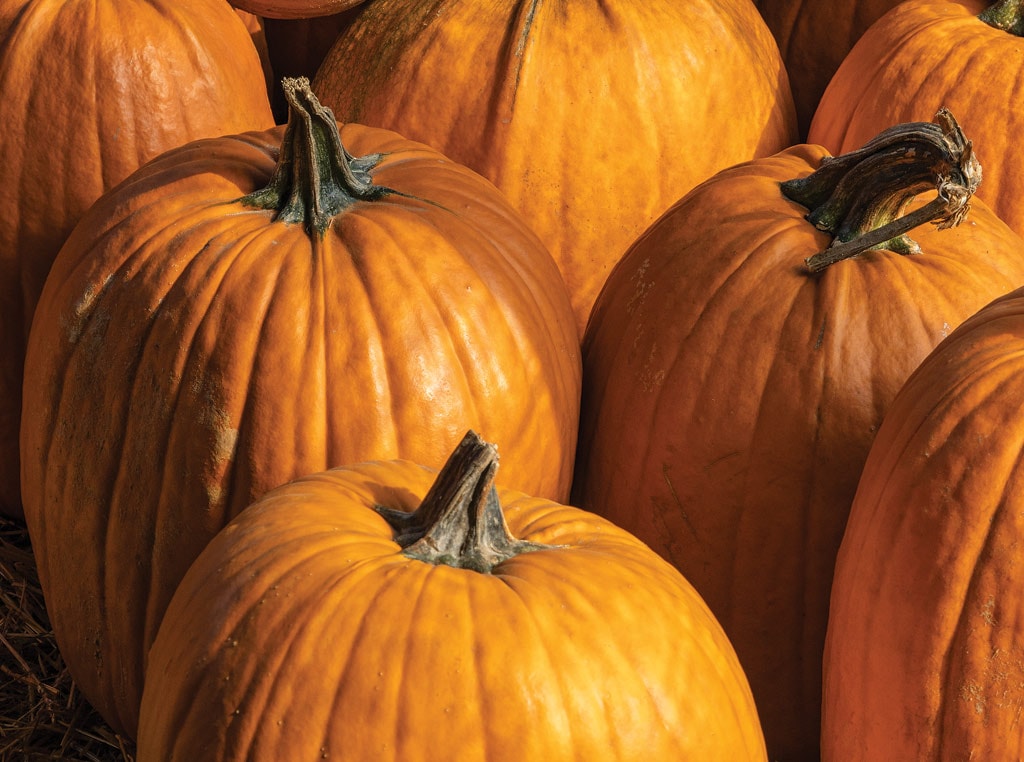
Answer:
663 465 699 541
508 0 541 111
814 317 826 351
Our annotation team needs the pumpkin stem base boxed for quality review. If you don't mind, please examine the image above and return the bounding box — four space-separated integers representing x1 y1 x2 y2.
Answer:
374 432 556 574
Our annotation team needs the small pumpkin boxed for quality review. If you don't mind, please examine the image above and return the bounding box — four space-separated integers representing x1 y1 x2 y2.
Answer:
571 112 1024 760
21 78 580 738
822 285 1024 760
312 0 798 336
808 0 1024 238
0 0 274 519
137 431 768 761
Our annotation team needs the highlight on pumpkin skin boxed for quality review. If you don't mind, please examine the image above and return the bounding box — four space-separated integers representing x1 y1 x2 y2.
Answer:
782 108 981 272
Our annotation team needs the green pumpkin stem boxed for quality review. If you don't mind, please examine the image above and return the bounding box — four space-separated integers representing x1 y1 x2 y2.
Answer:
374 431 556 573
781 108 981 273
979 0 1024 35
240 76 389 236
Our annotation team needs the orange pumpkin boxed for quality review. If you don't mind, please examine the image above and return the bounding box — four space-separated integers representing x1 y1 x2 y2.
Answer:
313 0 798 336
823 285 1024 760
571 113 1024 760
807 0 1024 237
229 0 365 18
754 0 908 138
138 431 767 761
0 0 274 520
21 79 580 738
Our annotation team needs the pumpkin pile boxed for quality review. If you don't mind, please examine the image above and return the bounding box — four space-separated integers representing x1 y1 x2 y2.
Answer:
4 2 1024 761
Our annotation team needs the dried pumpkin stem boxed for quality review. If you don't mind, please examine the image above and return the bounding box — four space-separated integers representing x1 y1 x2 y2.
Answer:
979 0 1024 36
781 108 981 273
373 431 555 573
240 76 389 236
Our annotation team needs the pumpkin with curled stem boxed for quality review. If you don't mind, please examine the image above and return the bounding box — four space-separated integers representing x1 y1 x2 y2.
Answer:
808 0 1024 239
20 78 580 739
571 112 1024 761
0 0 274 520
137 431 767 762
313 0 798 337
823 285 1024 760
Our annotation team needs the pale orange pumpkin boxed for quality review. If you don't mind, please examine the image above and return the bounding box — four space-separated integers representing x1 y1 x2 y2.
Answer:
313 0 798 336
138 432 768 762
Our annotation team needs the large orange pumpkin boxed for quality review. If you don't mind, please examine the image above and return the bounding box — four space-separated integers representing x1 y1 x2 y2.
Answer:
0 0 274 520
822 285 1024 760
21 79 580 738
138 431 767 761
313 0 798 336
807 0 1024 237
571 113 1024 760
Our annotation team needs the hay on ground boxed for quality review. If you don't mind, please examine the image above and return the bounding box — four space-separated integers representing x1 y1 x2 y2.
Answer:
0 516 135 761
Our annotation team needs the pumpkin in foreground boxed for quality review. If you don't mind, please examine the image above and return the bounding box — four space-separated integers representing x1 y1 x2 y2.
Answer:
822 285 1024 760
20 78 580 738
572 111 1024 760
137 431 767 761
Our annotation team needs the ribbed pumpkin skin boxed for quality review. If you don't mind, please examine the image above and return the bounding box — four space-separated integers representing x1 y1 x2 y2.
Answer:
313 0 798 336
21 123 581 738
571 144 1024 760
807 0 1024 235
137 458 767 762
0 0 274 519
754 0 907 138
823 287 1024 760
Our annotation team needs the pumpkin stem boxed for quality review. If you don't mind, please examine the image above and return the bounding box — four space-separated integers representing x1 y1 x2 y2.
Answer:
979 0 1024 35
781 108 981 273
240 76 390 236
374 431 556 573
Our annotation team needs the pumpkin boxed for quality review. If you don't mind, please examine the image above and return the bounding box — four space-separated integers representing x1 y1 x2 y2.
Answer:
822 285 1024 760
312 0 798 337
807 0 1024 238
20 78 580 738
229 0 366 19
234 8 275 94
754 0 907 138
0 0 274 520
137 431 767 761
570 112 1024 760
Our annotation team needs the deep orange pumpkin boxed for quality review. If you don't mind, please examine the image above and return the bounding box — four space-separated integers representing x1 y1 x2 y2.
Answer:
312 0 798 336
138 432 767 761
807 0 1024 238
571 113 1024 760
822 285 1024 760
754 0 908 138
0 0 274 520
21 79 580 738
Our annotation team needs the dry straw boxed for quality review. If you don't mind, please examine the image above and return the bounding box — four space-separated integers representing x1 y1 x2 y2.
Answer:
0 516 134 761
